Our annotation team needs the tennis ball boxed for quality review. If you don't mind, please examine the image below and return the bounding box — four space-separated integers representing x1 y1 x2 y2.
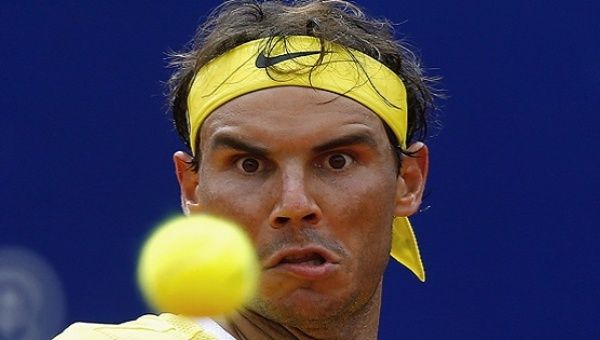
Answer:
137 214 260 316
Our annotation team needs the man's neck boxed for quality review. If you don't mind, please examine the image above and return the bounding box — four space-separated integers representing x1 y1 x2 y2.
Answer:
215 284 383 340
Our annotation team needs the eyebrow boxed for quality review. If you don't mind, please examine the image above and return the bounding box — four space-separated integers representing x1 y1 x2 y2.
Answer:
312 132 379 153
209 134 269 156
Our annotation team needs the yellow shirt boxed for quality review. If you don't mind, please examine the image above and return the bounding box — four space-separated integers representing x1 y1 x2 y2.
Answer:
54 313 235 340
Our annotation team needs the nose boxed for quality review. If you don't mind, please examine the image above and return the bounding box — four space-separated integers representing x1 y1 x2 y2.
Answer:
269 165 322 228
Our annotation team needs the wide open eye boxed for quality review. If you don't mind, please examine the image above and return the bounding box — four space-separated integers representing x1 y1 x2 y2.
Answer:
325 153 353 170
236 157 262 173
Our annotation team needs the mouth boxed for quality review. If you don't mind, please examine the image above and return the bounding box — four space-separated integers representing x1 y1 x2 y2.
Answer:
280 252 327 266
264 246 340 280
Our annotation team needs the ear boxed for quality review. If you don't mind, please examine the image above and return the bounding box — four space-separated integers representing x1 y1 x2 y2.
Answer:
394 142 429 217
173 151 202 215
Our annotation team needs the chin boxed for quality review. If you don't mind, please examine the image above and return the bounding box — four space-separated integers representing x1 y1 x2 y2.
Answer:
251 282 358 326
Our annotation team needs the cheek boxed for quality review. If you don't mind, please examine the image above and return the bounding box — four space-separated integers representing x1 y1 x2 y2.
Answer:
322 169 396 264
196 172 272 241
324 169 397 229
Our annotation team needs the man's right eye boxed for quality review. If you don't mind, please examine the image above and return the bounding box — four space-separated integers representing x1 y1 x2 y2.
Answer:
236 157 262 173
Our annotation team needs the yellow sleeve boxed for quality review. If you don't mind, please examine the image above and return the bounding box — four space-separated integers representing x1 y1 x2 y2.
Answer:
53 313 219 340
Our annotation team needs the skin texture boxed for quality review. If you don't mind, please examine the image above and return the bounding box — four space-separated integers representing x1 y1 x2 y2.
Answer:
174 86 428 339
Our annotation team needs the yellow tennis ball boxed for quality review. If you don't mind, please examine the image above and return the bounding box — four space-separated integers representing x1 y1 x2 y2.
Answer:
137 214 260 316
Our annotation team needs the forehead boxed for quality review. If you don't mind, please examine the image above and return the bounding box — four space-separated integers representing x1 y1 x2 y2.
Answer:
199 86 389 146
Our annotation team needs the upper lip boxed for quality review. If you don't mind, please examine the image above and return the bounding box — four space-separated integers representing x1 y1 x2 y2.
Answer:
263 245 341 269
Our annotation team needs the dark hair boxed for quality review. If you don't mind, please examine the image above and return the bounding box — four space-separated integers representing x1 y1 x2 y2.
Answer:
168 0 439 169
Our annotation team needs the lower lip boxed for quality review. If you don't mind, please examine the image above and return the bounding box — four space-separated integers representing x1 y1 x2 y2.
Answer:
271 262 338 280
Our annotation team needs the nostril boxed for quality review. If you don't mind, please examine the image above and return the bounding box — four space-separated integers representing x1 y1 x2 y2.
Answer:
275 216 289 225
303 213 318 223
272 212 319 227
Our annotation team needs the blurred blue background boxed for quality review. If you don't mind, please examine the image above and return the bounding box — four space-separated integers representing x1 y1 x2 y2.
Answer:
1 1 598 339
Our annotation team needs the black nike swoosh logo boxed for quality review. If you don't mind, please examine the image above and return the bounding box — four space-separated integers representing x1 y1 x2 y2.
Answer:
255 50 321 68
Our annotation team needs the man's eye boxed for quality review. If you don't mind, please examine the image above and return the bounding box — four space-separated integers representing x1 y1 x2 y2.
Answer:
236 157 262 173
325 153 353 170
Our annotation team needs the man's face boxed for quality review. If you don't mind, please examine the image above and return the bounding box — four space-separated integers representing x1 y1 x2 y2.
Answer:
178 86 408 325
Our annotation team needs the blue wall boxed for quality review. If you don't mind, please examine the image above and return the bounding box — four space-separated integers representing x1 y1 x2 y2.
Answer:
2 1 598 338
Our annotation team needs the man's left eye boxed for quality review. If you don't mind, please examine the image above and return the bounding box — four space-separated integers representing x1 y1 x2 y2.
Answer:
325 153 353 170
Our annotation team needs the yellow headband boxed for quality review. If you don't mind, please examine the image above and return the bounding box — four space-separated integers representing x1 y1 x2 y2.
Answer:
187 36 425 281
